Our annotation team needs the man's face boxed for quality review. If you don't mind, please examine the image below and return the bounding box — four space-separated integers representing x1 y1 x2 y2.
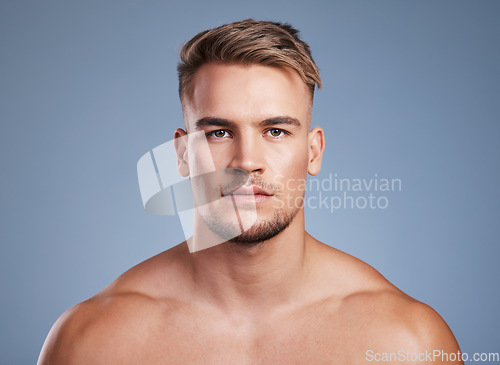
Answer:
179 63 321 246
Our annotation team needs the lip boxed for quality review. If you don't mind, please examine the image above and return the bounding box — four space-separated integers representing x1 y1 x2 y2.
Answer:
222 185 274 204
225 194 272 204
229 185 273 196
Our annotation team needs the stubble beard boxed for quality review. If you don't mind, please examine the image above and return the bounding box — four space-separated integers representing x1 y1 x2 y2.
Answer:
201 206 299 248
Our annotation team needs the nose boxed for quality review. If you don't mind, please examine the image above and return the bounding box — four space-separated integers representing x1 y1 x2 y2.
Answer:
227 132 266 175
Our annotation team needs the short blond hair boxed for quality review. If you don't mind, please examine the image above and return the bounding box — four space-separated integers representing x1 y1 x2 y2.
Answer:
177 19 321 104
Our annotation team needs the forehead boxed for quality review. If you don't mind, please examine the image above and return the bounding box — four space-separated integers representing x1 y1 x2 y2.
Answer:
183 63 311 129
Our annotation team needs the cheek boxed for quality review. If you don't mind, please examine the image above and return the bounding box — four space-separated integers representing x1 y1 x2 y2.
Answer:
190 150 212 172
267 144 309 187
205 148 229 170
186 132 218 176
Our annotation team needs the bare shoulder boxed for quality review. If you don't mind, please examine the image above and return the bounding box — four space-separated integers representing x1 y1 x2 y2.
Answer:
38 294 151 365
312 239 461 361
38 243 192 365
340 289 460 350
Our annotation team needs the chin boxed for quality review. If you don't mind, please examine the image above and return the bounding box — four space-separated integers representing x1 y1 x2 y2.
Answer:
230 209 298 246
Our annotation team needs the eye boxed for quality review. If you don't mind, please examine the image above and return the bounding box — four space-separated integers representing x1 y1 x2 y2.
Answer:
267 128 287 138
207 129 230 138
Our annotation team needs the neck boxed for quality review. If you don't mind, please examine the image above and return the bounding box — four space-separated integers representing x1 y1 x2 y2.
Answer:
188 210 312 315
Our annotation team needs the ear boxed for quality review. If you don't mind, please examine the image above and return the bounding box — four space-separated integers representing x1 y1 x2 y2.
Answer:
174 128 190 177
307 126 325 176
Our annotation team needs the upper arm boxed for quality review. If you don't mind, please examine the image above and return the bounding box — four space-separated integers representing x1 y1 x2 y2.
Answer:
344 289 463 365
407 301 462 363
38 301 98 365
38 292 164 365
374 298 463 365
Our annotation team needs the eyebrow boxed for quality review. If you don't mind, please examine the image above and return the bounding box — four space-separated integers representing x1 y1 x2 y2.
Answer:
259 116 302 128
195 116 302 129
195 117 233 129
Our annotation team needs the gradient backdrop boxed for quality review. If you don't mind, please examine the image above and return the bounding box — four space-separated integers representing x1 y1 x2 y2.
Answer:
1 0 499 363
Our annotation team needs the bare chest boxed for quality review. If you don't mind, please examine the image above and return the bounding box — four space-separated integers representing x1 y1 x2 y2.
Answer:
111 312 365 365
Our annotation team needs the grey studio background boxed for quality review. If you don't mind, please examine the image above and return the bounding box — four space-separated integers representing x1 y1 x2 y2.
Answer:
1 0 499 363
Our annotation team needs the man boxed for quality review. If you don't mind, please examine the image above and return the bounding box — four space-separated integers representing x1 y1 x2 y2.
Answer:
39 19 462 364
